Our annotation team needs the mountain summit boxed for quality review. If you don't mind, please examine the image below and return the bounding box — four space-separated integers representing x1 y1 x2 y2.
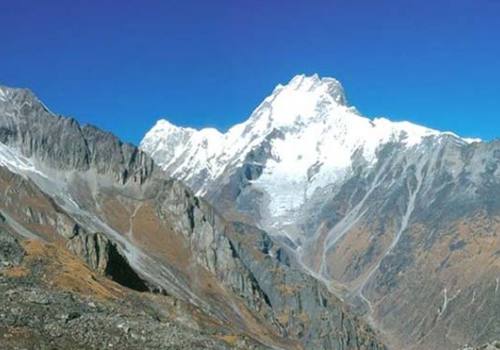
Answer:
269 73 348 108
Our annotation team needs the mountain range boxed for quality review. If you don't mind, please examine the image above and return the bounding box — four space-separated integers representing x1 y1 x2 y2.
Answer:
141 74 500 350
0 74 498 350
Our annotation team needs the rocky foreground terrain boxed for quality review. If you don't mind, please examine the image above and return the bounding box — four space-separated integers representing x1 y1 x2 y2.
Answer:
460 342 500 350
0 229 254 350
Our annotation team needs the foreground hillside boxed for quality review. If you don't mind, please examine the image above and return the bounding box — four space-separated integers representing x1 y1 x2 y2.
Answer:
0 229 256 349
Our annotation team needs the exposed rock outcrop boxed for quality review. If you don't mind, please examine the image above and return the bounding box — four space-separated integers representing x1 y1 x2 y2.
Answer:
67 232 149 292
0 229 25 267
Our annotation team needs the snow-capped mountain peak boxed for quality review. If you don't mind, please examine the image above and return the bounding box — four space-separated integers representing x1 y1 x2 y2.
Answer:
141 74 476 224
248 74 349 131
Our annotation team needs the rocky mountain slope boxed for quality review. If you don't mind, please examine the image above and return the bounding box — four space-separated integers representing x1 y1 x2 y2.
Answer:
141 74 500 350
0 84 385 349
0 229 250 349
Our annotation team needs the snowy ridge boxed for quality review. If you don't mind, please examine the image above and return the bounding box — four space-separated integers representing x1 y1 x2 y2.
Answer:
0 86 12 102
141 74 478 224
0 142 48 179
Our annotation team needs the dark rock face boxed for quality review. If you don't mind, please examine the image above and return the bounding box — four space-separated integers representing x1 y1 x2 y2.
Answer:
103 241 150 292
0 229 25 267
0 85 386 350
67 232 149 292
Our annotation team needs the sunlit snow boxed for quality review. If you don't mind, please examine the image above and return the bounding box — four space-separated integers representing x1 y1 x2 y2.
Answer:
141 74 477 219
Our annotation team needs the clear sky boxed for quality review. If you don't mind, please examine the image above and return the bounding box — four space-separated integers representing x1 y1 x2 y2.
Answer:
1 0 499 144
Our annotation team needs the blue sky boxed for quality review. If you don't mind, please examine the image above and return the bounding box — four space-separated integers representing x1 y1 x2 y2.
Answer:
0 0 499 144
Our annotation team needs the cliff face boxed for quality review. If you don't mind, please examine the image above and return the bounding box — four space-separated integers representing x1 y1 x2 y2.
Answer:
0 84 385 350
